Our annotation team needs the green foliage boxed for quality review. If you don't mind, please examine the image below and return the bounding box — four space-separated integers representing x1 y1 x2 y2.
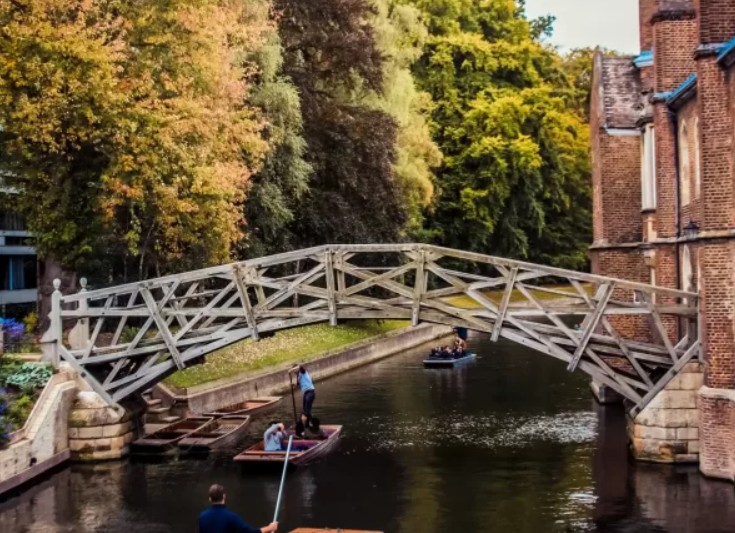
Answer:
241 3 312 257
7 394 35 428
4 363 52 392
0 0 270 282
276 0 410 246
404 0 592 270
23 312 38 337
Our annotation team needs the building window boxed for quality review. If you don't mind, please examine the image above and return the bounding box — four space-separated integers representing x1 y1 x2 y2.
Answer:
641 124 656 210
679 120 691 206
0 256 37 291
694 118 701 198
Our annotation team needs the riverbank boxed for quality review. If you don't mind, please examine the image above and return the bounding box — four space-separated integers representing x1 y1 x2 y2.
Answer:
165 320 408 390
156 323 451 415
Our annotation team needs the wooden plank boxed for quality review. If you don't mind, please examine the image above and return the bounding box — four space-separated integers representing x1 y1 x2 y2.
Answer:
323 250 338 326
412 251 425 326
140 287 185 370
567 283 613 371
491 267 518 342
233 265 260 341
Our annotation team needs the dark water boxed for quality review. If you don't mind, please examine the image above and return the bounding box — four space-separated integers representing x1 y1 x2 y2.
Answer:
2 333 735 533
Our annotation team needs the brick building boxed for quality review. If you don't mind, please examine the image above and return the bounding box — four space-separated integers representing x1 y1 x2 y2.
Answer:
590 0 735 481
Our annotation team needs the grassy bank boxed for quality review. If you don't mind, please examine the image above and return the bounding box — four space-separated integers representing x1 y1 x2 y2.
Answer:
444 284 587 309
165 320 408 389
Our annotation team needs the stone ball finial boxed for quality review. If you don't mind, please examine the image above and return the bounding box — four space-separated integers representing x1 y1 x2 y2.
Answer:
80 277 88 289
53 279 61 290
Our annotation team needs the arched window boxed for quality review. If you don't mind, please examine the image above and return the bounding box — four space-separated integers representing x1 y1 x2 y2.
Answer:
679 120 691 205
694 118 701 198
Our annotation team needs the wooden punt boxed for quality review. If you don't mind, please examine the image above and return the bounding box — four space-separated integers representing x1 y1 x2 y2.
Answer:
202 396 282 418
177 415 250 453
289 529 383 533
131 417 213 455
423 352 476 368
233 425 342 466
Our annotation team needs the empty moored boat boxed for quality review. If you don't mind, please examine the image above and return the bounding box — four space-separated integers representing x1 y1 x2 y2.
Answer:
233 425 343 466
289 529 383 533
202 396 282 418
177 415 250 453
423 352 476 368
131 417 213 455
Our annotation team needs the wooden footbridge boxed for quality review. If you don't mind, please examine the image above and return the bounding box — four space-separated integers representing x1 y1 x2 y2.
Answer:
45 244 700 415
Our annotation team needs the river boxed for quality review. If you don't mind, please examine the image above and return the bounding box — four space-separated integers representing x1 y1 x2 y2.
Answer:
2 333 735 532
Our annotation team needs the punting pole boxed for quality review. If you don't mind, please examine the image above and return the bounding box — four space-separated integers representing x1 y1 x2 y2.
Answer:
288 372 298 426
273 435 294 524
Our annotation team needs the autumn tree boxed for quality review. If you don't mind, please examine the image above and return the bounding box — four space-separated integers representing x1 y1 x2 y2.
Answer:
0 0 269 318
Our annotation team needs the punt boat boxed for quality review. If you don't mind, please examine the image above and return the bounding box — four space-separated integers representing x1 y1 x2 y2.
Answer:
202 396 282 418
233 425 342 466
289 529 383 533
131 416 213 455
422 352 476 368
177 415 250 454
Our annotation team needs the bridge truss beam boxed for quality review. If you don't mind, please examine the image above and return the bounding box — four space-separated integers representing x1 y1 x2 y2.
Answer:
49 244 699 416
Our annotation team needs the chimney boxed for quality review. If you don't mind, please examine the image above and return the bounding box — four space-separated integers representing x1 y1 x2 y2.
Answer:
640 0 658 51
699 0 735 44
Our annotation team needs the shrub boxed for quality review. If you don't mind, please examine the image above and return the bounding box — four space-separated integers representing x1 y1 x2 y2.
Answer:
7 394 35 428
4 363 52 392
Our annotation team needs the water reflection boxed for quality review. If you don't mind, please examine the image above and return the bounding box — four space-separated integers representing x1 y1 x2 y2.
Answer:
1 334 734 532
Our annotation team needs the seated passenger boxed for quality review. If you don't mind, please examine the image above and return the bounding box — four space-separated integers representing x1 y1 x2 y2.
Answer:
453 336 466 357
264 421 286 451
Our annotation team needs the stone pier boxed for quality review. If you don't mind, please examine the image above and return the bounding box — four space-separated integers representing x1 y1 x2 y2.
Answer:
628 362 703 463
67 392 143 461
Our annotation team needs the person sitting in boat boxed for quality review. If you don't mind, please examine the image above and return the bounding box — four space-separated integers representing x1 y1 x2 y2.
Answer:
263 421 287 451
452 335 466 358
295 414 327 440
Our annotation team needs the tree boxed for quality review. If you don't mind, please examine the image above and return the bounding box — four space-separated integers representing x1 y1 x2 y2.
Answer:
404 0 592 270
276 0 409 246
240 1 312 258
0 0 269 321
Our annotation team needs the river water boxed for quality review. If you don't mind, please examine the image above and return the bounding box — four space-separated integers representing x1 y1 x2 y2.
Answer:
2 333 735 533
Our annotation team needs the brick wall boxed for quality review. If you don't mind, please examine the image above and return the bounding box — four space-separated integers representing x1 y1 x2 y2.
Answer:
698 58 735 230
592 134 643 244
591 248 651 343
699 242 735 389
653 104 678 238
700 390 735 480
653 16 698 93
699 0 735 44
677 98 704 229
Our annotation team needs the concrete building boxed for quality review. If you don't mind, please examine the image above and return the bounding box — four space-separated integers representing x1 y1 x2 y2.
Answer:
591 0 735 481
0 182 38 317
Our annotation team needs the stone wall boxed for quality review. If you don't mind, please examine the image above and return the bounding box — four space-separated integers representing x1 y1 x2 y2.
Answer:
0 370 77 496
629 362 703 463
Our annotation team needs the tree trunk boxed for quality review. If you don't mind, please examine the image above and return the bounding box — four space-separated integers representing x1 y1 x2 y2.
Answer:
38 257 79 335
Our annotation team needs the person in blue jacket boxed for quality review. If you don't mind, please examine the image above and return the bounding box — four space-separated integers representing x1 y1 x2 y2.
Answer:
199 484 278 533
288 364 316 418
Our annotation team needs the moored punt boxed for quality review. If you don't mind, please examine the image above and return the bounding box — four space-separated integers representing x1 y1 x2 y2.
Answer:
423 352 476 368
177 415 250 453
233 425 342 466
289 530 383 533
131 417 213 455
202 396 282 418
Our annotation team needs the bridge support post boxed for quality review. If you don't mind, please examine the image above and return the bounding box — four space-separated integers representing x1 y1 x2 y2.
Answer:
590 380 623 405
627 361 703 464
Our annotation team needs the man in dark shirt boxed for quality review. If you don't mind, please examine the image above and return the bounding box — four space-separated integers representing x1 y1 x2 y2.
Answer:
199 484 278 533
